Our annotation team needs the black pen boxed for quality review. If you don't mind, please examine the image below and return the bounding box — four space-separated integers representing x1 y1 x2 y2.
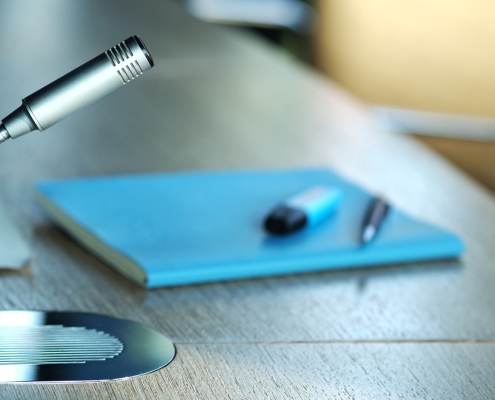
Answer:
360 196 390 244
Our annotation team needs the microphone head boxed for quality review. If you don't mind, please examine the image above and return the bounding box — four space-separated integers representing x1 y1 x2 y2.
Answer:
104 36 154 85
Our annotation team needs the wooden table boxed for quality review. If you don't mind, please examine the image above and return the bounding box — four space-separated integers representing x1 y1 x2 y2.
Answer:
1 1 494 398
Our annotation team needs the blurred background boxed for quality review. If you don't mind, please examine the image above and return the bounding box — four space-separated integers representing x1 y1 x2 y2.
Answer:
180 0 495 192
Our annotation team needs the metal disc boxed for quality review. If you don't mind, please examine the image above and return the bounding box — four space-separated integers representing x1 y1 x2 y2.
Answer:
0 310 175 382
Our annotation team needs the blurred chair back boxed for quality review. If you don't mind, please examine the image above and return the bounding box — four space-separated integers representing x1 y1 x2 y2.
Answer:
315 0 495 116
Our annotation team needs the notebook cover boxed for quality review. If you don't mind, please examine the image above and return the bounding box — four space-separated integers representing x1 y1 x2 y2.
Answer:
35 169 464 288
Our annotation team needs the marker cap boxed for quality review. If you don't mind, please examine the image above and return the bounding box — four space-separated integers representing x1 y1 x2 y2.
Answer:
264 186 342 235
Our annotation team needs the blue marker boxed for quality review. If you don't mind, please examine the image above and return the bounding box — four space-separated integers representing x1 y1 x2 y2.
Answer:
264 186 343 235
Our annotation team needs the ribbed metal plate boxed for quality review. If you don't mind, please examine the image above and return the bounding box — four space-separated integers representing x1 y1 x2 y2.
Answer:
0 325 124 364
0 311 175 382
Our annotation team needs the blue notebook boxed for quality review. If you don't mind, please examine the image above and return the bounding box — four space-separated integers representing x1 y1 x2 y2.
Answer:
35 169 464 288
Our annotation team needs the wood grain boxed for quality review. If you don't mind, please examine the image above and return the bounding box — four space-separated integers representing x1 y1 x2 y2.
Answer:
0 0 494 398
4 343 495 399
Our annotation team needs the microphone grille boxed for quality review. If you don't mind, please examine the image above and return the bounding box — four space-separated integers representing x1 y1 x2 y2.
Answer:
105 36 153 84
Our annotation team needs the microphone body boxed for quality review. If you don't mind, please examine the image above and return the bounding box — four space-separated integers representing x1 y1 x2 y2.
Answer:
0 35 154 143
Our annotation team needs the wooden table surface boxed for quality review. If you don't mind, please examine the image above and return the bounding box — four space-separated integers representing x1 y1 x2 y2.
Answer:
1 1 495 399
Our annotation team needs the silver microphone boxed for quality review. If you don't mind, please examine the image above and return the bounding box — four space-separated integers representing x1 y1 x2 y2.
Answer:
0 35 154 144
